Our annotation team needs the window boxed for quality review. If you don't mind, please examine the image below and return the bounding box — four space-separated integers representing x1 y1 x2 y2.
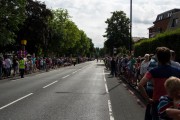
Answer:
157 28 162 33
168 12 172 17
171 18 178 27
158 15 163 20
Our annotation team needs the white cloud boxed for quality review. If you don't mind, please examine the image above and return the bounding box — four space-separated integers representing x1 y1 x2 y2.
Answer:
39 0 180 48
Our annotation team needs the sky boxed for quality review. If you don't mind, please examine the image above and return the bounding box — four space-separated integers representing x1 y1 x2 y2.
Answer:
38 0 180 48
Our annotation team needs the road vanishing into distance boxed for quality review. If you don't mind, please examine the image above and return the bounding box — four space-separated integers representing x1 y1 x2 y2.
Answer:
0 61 145 120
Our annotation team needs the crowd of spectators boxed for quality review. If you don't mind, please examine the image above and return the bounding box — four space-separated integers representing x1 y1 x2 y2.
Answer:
0 54 90 80
104 46 180 120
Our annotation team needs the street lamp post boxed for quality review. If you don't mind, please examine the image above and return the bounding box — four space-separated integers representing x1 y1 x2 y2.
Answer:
129 0 132 54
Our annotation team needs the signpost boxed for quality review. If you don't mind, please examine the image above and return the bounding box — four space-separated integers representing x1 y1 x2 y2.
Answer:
18 40 27 58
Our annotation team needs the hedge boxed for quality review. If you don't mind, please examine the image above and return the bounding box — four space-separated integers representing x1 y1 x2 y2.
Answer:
134 28 180 62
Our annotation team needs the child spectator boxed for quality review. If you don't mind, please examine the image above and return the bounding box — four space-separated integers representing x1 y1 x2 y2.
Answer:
158 76 180 120
138 47 180 120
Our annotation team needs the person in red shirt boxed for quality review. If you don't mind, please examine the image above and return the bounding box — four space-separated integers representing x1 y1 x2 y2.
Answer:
138 47 180 120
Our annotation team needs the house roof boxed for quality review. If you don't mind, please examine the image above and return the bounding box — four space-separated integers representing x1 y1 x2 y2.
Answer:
154 8 180 23
148 25 154 29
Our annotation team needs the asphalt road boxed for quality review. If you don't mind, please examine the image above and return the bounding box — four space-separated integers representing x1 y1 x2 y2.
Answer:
0 61 145 120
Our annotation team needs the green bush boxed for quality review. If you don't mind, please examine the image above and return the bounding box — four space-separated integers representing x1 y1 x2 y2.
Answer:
134 28 180 62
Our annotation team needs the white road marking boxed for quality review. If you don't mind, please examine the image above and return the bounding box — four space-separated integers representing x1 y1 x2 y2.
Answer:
104 72 110 74
128 89 134 95
122 83 126 87
105 83 109 93
43 81 58 88
12 80 18 82
108 100 114 120
62 75 70 79
103 69 114 120
0 93 33 110
72 71 78 74
104 76 109 94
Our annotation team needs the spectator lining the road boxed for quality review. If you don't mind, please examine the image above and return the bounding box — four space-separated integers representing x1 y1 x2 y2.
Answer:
158 76 180 120
19 57 25 78
140 54 150 77
110 57 116 77
138 47 180 120
144 54 158 120
0 56 3 80
4 55 12 77
12 56 19 76
142 54 154 120
170 50 180 69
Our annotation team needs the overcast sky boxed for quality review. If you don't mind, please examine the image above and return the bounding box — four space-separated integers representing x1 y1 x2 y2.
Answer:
38 0 180 48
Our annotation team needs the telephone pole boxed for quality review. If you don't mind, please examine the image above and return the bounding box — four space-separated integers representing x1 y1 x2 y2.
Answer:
130 0 132 54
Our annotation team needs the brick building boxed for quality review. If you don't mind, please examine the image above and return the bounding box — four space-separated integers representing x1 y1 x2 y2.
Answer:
148 8 180 38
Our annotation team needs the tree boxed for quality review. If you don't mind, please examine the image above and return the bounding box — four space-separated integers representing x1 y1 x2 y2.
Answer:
86 38 95 58
79 30 90 56
0 0 26 47
48 9 94 57
104 11 130 55
48 9 73 56
0 1 95 57
63 21 80 50
99 48 105 58
16 0 53 56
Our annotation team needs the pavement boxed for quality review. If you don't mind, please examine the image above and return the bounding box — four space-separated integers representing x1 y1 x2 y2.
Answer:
0 69 49 83
104 68 146 120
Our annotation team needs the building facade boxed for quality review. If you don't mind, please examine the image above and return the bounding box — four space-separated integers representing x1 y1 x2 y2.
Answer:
148 8 180 38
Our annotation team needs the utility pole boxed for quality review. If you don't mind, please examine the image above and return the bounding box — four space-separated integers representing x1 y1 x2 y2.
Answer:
130 0 132 54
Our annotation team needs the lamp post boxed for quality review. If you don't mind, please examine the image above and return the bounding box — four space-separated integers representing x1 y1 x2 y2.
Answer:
129 0 132 54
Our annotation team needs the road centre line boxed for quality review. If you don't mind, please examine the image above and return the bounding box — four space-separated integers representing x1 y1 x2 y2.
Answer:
43 81 58 88
72 71 78 74
62 75 70 79
0 93 33 110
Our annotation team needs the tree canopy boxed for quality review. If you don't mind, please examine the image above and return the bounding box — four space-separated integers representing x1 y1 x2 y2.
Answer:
16 0 53 55
0 0 26 46
104 11 131 55
0 0 95 57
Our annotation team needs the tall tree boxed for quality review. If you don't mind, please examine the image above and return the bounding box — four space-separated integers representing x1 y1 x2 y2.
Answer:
17 0 53 55
79 30 90 56
48 9 72 56
63 21 80 50
104 11 130 55
49 9 93 57
86 38 95 58
0 0 26 47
